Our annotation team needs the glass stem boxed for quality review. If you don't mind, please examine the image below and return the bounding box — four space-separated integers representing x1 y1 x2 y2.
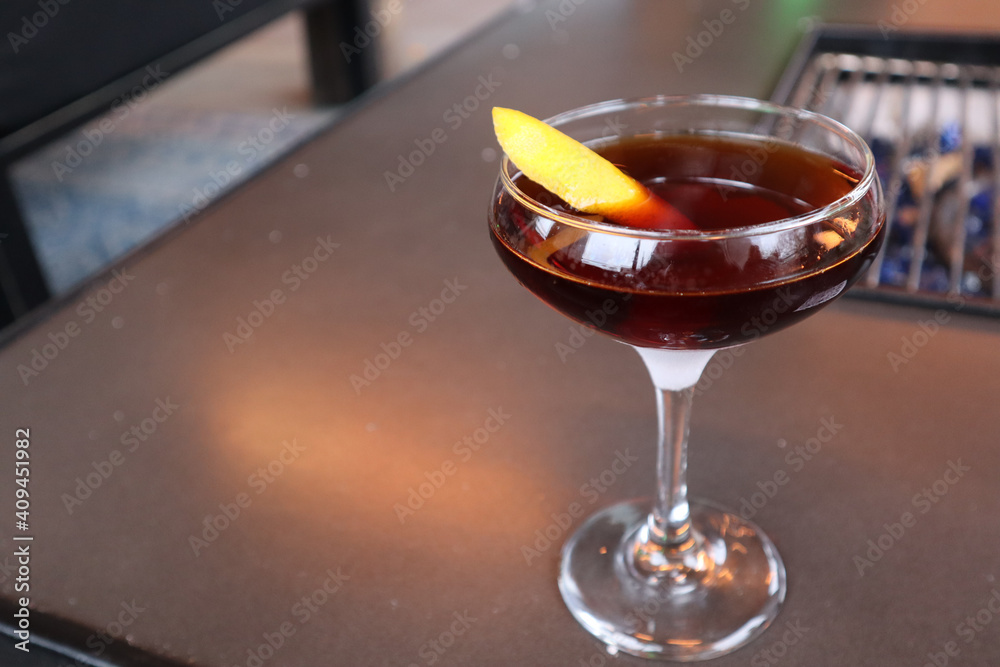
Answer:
650 386 694 547
629 347 716 575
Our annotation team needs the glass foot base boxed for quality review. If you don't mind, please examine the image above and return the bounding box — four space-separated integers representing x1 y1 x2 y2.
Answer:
558 499 786 661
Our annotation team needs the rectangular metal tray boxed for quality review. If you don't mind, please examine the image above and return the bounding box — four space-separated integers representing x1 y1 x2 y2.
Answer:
774 26 1000 316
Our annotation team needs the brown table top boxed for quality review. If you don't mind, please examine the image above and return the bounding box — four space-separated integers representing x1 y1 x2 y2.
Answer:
3 1 1000 665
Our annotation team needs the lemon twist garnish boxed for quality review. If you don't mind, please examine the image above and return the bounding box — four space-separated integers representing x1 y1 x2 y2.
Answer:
492 107 694 230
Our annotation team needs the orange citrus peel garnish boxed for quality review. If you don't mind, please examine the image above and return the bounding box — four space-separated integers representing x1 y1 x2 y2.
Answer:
492 107 695 230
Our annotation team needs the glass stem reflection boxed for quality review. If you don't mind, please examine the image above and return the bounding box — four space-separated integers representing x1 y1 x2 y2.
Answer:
629 347 716 581
650 386 694 547
629 384 705 582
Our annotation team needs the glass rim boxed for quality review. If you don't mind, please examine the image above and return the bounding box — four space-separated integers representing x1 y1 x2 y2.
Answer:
497 94 880 240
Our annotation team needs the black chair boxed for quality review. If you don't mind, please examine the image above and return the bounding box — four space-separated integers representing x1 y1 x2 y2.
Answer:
0 0 375 329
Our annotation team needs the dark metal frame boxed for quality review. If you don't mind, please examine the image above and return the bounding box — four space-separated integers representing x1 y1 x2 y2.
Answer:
773 24 1000 317
0 0 375 328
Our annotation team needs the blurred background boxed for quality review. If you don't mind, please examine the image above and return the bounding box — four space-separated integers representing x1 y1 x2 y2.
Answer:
3 0 517 303
7 0 1000 328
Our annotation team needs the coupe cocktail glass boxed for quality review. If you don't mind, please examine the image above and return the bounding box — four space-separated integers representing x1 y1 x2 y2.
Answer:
489 96 884 660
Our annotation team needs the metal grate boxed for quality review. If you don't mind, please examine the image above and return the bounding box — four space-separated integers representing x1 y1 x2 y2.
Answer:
782 49 1000 315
